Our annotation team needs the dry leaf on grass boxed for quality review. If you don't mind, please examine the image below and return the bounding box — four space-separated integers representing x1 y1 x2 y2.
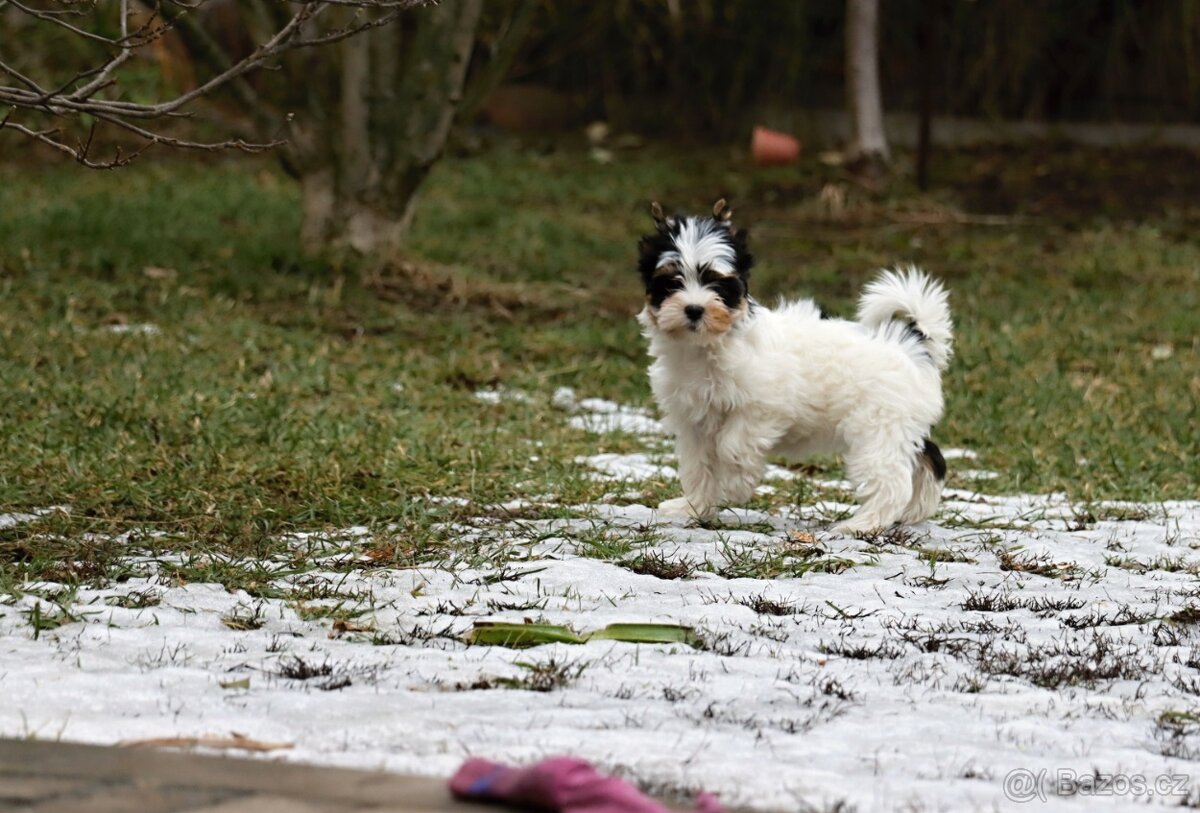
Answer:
364 544 400 562
329 618 375 638
787 530 817 545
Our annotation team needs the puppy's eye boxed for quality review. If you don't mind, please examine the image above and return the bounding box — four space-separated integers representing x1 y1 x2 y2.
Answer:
648 275 683 307
709 276 744 307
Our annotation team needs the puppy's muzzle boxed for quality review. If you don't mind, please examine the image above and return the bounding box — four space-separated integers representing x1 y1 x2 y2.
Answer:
684 305 705 323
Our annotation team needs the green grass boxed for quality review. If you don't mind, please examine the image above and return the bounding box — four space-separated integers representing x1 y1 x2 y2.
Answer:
0 141 1197 592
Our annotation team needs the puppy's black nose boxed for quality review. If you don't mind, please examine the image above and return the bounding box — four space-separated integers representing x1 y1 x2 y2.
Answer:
684 305 705 322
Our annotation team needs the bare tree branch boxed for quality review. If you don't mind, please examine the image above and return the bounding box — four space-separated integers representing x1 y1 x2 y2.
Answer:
0 0 430 167
5 0 164 46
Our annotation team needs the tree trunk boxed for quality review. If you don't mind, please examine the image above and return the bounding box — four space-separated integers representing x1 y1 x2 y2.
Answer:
298 0 482 255
300 168 336 252
845 0 889 174
915 9 936 191
173 1 500 255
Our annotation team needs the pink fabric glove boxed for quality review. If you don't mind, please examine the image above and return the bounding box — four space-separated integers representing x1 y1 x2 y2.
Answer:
450 756 723 813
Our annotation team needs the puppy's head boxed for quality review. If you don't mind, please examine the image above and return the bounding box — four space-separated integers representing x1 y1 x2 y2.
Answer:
636 199 754 343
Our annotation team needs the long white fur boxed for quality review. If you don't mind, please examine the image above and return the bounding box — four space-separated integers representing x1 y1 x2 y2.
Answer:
858 266 954 371
640 227 953 534
655 218 737 276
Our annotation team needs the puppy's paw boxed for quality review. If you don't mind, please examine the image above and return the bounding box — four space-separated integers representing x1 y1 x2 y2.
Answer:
657 497 695 518
831 517 886 537
656 497 713 522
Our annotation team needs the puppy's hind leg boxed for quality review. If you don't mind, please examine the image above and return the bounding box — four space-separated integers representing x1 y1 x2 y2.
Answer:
833 436 916 535
899 439 946 525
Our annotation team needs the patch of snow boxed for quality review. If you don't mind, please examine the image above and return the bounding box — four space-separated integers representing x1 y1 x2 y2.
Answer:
421 496 472 507
942 448 979 460
763 464 796 481
577 452 675 482
567 411 663 436
0 513 41 529
0 506 68 529
813 478 856 491
474 387 532 405
1151 344 1174 361
5 397 1199 811
956 469 1001 481
104 323 160 335
3 493 1199 810
554 388 665 437
551 386 578 410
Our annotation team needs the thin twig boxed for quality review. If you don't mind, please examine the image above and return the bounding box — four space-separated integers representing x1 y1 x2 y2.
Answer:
0 0 431 166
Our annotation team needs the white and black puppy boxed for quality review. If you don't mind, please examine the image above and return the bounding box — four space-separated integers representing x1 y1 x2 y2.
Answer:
637 200 953 534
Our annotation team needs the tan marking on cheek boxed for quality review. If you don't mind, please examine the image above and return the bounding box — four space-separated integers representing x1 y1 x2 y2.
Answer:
703 302 734 333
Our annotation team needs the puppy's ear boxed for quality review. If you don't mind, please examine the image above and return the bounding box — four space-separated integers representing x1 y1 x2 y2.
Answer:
732 227 753 279
638 213 673 285
638 234 664 285
712 198 733 223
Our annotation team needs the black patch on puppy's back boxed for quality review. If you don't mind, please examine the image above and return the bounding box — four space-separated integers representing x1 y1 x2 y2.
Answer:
920 438 947 481
903 319 929 343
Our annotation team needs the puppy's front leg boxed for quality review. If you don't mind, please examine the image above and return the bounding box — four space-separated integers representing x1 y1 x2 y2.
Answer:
658 423 720 521
711 411 773 505
658 415 774 521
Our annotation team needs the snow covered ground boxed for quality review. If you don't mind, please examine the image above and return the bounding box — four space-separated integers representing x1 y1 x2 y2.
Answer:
2 392 1199 811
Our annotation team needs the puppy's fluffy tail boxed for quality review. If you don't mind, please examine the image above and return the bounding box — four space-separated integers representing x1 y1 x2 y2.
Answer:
857 266 953 371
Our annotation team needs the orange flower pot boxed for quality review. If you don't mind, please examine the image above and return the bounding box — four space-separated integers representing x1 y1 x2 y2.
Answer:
751 126 801 166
